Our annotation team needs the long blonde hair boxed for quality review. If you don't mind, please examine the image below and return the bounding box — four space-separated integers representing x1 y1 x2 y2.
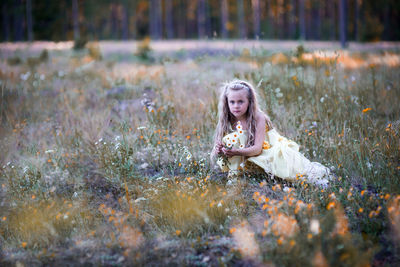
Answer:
213 79 273 154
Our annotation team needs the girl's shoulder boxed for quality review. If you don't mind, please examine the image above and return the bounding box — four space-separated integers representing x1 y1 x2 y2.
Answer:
255 111 273 131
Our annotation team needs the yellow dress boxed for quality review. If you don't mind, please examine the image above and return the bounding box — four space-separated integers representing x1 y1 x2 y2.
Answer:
217 126 331 186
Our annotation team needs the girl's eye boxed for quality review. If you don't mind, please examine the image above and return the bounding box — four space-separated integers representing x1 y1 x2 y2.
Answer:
238 100 243 104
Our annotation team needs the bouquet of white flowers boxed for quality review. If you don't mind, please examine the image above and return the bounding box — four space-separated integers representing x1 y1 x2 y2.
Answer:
217 121 246 172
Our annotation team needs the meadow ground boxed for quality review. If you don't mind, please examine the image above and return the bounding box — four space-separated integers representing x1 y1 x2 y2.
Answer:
0 40 399 266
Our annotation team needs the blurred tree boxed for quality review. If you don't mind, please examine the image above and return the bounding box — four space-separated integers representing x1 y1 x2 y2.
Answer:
2 1 11 41
339 0 347 47
121 0 130 40
354 0 360 41
299 0 305 39
237 0 246 38
150 0 162 39
165 0 174 38
72 0 80 41
220 0 228 38
26 0 33 41
197 0 207 38
288 0 296 39
252 0 260 39
13 0 24 41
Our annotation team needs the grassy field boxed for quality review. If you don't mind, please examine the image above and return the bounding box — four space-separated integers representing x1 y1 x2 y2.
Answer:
0 41 399 266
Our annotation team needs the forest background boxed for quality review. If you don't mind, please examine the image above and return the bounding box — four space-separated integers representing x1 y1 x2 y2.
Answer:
2 0 400 44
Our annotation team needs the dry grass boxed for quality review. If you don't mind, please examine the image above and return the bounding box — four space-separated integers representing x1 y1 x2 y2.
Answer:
0 41 399 266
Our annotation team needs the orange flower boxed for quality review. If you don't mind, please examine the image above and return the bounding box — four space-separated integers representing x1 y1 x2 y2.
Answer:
175 230 181 236
229 227 236 234
21 242 27 248
362 107 372 113
327 201 336 210
262 141 271 150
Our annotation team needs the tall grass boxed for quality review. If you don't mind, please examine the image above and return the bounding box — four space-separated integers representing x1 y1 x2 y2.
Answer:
0 43 399 266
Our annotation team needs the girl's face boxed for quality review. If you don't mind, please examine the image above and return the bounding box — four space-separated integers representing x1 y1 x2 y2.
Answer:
227 89 249 120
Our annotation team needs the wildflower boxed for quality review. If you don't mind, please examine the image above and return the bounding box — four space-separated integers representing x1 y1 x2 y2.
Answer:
310 219 320 235
31 195 36 200
229 227 236 234
358 208 363 213
186 135 191 140
362 108 372 113
361 190 366 196
290 240 296 247
2 216 6 221
262 141 271 149
327 201 335 210
239 144 244 149
277 236 284 245
21 242 27 248
175 230 181 236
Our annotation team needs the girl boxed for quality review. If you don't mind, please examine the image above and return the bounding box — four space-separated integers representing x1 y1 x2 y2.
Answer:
211 79 331 187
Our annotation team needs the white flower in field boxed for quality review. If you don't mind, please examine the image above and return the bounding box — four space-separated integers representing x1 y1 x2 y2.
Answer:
20 72 31 81
276 92 283 98
226 142 233 148
98 138 103 143
45 150 55 154
310 219 320 235
73 192 78 198
320 97 325 103
137 126 146 130
115 135 121 141
186 154 192 161
63 214 69 220
351 76 356 82
103 142 107 145
275 88 281 93
366 161 372 169
217 202 222 208
139 163 149 169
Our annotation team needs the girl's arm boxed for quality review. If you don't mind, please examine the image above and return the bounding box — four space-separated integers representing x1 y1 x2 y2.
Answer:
222 112 266 157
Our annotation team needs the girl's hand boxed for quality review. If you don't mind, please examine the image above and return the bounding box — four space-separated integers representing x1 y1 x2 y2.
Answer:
214 142 224 154
222 147 238 157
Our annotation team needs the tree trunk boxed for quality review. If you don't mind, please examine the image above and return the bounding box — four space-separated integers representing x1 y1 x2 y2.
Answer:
121 2 129 40
339 0 347 47
150 0 162 39
165 0 174 39
328 0 335 40
72 0 80 41
13 0 24 41
299 0 305 40
289 0 296 39
110 3 118 39
252 0 260 39
236 0 246 38
2 2 10 41
220 0 228 38
383 0 390 40
198 0 207 38
26 0 33 41
354 0 360 41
